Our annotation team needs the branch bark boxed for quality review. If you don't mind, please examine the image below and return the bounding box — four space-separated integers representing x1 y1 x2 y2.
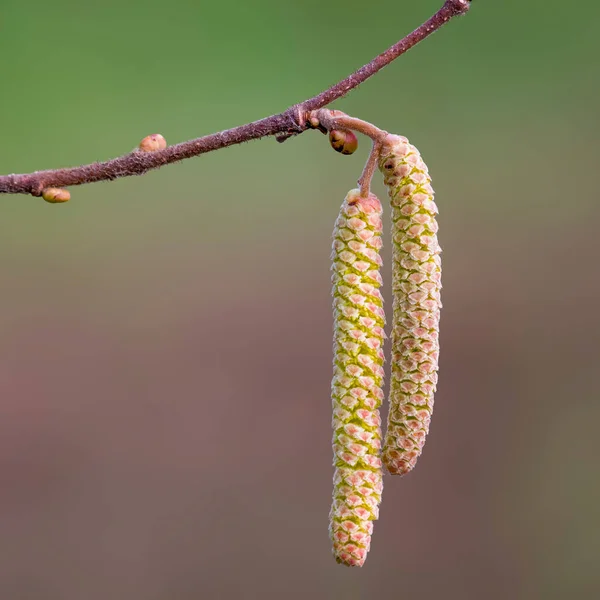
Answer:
0 0 471 197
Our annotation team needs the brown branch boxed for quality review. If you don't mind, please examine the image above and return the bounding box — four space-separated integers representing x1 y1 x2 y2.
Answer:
301 0 471 112
0 0 471 198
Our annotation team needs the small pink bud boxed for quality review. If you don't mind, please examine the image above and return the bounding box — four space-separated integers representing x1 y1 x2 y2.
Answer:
138 133 167 152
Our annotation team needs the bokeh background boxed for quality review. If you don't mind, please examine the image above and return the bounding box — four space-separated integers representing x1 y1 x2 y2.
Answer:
1 0 599 597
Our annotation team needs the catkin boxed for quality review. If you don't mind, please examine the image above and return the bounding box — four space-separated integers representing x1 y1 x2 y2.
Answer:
329 188 385 567
379 135 441 476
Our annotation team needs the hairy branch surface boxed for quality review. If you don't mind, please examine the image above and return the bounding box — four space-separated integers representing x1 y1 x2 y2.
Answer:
0 0 470 198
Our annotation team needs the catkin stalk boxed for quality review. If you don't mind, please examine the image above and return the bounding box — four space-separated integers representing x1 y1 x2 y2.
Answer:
379 135 441 476
329 189 385 567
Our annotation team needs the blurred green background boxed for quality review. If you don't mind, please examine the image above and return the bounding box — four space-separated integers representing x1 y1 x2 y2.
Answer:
1 0 599 597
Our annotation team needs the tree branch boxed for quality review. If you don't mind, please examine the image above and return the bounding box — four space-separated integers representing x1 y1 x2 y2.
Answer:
0 0 471 198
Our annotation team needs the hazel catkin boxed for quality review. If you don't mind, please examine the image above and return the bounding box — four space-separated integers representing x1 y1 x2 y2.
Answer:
378 134 441 477
329 188 385 567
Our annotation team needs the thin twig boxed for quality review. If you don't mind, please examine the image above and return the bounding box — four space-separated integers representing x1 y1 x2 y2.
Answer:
0 0 471 197
311 110 387 142
301 0 471 112
358 141 383 198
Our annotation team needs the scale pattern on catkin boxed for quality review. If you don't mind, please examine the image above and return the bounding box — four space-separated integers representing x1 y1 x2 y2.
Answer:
329 189 385 567
379 135 441 477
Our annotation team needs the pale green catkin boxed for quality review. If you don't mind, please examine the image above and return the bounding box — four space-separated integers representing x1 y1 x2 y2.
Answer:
379 135 441 476
329 189 385 567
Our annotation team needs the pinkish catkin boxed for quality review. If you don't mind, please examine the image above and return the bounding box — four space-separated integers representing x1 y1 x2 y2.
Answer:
378 134 441 476
329 189 385 567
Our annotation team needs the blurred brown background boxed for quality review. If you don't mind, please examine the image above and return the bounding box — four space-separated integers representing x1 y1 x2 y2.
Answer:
1 0 599 598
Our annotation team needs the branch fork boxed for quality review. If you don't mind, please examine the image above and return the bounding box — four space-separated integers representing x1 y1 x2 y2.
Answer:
308 109 387 198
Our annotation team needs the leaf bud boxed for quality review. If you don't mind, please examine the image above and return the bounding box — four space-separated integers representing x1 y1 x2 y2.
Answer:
329 130 359 155
138 133 167 152
42 187 70 203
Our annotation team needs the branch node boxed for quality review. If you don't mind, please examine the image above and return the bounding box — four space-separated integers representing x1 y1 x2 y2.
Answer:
446 0 471 16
